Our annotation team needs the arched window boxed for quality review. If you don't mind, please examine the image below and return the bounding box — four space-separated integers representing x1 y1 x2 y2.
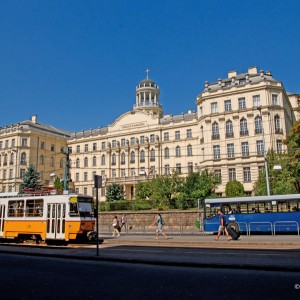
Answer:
274 115 281 133
101 154 106 165
187 145 193 156
240 118 248 135
10 153 14 164
176 146 181 157
255 116 262 134
164 147 169 158
212 122 219 139
130 151 135 163
93 156 97 166
121 152 126 164
140 150 145 162
226 120 233 137
76 158 80 168
20 152 26 165
150 149 155 161
84 157 88 167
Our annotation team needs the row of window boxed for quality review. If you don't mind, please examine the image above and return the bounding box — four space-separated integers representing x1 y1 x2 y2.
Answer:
208 94 278 114
212 140 283 160
70 130 193 153
210 115 282 140
214 167 253 183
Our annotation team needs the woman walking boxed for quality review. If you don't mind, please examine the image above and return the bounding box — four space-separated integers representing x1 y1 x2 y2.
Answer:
153 213 168 239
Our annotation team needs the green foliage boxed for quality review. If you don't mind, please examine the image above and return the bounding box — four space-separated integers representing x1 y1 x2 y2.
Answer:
19 164 41 193
106 183 125 201
135 181 153 199
284 120 300 192
225 180 245 197
254 149 297 195
54 176 64 193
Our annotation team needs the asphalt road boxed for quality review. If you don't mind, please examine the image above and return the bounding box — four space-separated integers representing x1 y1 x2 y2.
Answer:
0 253 300 300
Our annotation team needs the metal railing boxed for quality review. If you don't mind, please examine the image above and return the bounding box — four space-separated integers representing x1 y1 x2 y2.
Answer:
274 221 300 236
249 222 273 235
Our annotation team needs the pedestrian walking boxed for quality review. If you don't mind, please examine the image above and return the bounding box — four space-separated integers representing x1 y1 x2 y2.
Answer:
153 213 168 240
112 215 120 237
215 210 231 241
120 214 127 233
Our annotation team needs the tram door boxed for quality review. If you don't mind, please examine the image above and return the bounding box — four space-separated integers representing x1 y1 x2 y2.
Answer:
46 203 66 240
0 205 5 237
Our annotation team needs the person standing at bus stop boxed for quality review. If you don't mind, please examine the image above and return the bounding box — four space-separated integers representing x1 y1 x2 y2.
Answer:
215 210 231 241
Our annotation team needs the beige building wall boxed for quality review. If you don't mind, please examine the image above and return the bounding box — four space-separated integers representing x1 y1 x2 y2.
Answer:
0 116 70 193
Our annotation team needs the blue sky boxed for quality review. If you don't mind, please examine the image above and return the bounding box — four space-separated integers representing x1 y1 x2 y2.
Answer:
1 0 299 132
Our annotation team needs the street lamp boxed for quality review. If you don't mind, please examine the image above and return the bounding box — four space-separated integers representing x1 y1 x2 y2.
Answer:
12 149 18 192
257 106 271 196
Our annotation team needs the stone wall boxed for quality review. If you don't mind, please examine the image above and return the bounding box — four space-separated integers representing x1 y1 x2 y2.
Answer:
98 211 201 234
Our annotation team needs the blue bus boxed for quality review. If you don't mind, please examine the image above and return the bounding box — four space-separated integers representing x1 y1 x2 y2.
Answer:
203 194 300 235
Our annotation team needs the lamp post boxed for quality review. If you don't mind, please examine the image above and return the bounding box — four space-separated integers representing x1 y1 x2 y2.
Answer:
94 175 102 256
257 107 271 196
12 149 18 192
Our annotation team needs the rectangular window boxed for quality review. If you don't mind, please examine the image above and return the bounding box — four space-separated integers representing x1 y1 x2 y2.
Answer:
121 139 126 147
176 163 181 174
11 139 15 147
84 144 88 152
140 136 145 144
112 169 116 178
130 137 135 145
228 168 236 181
227 143 235 158
224 100 232 112
84 172 88 181
276 140 283 154
83 188 87 195
175 131 180 140
213 145 220 159
241 142 249 157
238 97 246 109
93 143 97 151
76 145 80 153
211 102 218 114
164 164 170 175
188 162 193 173
150 134 155 143
9 169 13 179
8 200 25 217
21 138 27 146
76 173 79 182
51 144 55 151
121 169 126 177
256 140 264 155
164 132 169 141
186 129 192 138
3 170 6 179
101 142 106 149
131 168 136 176
214 169 222 183
25 199 44 217
243 167 251 182
253 95 260 107
101 188 105 197
272 94 278 105
112 140 116 148
5 140 9 148
41 141 45 149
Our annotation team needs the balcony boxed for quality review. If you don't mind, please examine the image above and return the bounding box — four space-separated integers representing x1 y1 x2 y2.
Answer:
212 134 220 140
140 158 145 163
275 128 283 134
150 158 155 162
240 130 249 136
226 132 234 138
255 128 262 134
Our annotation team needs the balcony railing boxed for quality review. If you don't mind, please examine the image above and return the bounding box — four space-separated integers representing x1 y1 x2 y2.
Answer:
240 130 249 136
212 134 220 140
275 128 283 134
226 132 234 138
255 128 262 134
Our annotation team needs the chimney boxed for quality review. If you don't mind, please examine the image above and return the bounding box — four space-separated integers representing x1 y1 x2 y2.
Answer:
248 66 258 75
228 70 237 79
31 115 37 123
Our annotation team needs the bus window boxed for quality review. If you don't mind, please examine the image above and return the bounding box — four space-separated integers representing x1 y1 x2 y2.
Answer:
8 200 24 217
78 197 93 218
25 199 44 217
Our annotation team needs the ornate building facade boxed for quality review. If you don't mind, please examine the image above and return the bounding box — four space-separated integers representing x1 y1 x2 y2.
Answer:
1 67 299 199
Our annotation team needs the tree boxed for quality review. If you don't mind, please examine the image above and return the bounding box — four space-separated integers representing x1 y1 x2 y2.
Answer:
135 181 153 200
254 149 297 195
106 183 125 201
54 176 64 193
19 164 41 193
225 180 244 197
284 120 300 192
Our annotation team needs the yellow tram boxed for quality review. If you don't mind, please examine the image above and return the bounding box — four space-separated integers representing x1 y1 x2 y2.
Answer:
0 192 96 244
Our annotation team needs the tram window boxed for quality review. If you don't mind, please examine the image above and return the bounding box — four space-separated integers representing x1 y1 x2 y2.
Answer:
25 199 44 217
69 202 79 216
8 200 25 217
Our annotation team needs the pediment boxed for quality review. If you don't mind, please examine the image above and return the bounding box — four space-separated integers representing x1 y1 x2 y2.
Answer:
108 110 159 132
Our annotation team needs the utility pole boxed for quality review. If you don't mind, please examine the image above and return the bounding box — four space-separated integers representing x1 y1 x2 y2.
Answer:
63 147 70 192
94 175 102 256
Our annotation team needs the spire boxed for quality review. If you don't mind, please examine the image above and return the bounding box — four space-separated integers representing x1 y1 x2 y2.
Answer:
145 68 150 79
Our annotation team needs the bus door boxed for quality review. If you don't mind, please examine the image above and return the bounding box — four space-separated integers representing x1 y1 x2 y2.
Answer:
0 205 5 237
46 203 66 240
